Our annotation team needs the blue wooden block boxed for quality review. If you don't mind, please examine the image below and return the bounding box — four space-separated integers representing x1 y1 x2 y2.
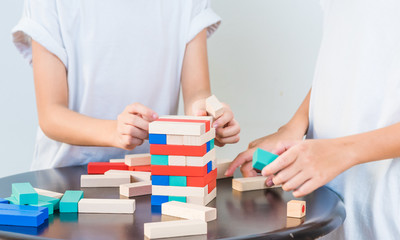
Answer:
0 203 48 218
207 161 212 173
152 175 169 186
0 221 48 235
151 195 169 206
0 198 8 204
149 134 166 144
207 141 210 152
252 148 279 171
11 183 38 205
59 190 84 213
0 203 48 227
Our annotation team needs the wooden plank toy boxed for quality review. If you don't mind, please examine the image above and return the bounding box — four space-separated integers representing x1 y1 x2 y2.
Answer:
287 200 306 218
0 203 48 227
166 135 184 145
151 165 208 177
168 155 186 166
187 188 216 206
152 185 208 197
252 148 278 171
87 162 128 174
81 174 130 188
149 121 205 136
78 198 135 214
104 169 151 182
232 176 281 192
184 128 215 146
30 201 54 215
59 190 84 213
161 201 217 222
109 158 125 163
159 115 213 127
206 95 224 118
12 183 38 205
150 142 209 157
186 149 216 167
187 169 217 187
38 195 60 210
120 181 152 197
157 118 211 132
144 219 207 239
124 153 151 167
33 188 63 199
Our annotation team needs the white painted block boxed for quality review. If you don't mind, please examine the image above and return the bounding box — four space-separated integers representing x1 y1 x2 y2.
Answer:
78 198 135 214
120 181 152 197
232 176 281 191
80 174 130 187
144 219 207 239
152 185 208 197
187 188 216 206
206 95 224 118
168 156 186 166
160 115 213 128
109 158 125 163
124 153 151 166
186 148 216 167
149 121 205 136
33 188 63 199
183 128 215 146
162 201 217 222
104 170 151 182
166 135 184 145
216 158 232 179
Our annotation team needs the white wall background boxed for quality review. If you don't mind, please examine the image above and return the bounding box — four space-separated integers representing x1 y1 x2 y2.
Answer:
0 0 322 177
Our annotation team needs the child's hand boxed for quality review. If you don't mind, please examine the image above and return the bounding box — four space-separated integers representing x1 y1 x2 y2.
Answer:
261 139 353 197
114 103 158 150
212 103 240 147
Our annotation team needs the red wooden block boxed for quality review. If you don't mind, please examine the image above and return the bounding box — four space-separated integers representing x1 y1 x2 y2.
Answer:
157 118 210 132
150 143 207 157
87 162 128 174
151 165 208 177
208 179 217 193
134 165 151 172
128 166 135 171
187 169 217 187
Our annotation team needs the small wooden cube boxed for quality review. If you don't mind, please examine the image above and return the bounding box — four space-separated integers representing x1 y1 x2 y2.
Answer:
287 200 306 218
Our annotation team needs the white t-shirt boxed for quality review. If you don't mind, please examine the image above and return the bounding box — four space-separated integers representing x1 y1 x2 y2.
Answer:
12 0 220 170
308 0 400 239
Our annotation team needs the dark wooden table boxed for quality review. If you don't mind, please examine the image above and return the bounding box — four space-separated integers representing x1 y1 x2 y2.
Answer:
0 165 345 240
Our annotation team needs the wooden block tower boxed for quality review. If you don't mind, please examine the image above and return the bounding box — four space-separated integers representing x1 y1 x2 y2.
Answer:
149 116 217 207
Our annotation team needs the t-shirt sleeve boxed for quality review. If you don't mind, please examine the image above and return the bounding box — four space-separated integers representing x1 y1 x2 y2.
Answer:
12 0 68 68
187 0 221 43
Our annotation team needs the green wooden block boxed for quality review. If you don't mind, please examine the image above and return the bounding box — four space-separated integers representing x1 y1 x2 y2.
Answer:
169 176 187 186
168 196 186 203
151 155 169 165
210 139 214 150
59 190 83 213
39 195 60 210
11 182 38 205
252 148 278 171
5 196 18 205
30 201 54 215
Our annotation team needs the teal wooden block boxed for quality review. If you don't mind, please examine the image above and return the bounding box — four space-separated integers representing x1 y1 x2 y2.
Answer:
168 196 186 203
38 195 59 210
11 183 38 205
151 155 168 165
30 201 54 215
59 191 83 213
5 196 18 205
252 148 279 171
169 176 187 186
210 139 214 150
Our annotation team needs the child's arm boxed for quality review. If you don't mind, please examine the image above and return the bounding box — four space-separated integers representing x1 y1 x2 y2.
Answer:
32 40 157 150
181 29 240 146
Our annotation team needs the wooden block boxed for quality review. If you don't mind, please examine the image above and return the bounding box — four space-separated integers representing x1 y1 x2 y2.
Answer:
151 155 169 165
168 196 186 203
187 169 217 187
287 200 306 218
38 195 60 210
144 219 207 239
169 176 187 186
216 158 232 179
149 134 167 144
252 148 278 171
80 174 130 188
33 188 63 199
184 128 215 146
162 201 216 222
134 165 151 172
150 143 208 157
149 121 205 136
125 153 151 167
286 217 305 228
168 155 186 166
151 165 208 177
109 158 125 163
0 208 46 227
104 170 151 182
120 181 152 197
78 198 135 214
151 195 169 206
152 185 208 197
206 95 224 118
30 201 54 215
157 118 211 132
187 188 216 206
161 214 184 222
87 162 128 174
208 179 216 193
12 183 38 205
232 176 281 192
166 135 184 145
159 115 213 124
186 149 216 167
152 175 169 186
59 190 84 213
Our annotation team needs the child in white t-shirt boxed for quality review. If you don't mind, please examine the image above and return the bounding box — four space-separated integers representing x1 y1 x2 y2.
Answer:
13 0 240 170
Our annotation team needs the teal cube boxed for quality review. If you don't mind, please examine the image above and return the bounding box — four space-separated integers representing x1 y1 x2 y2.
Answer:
169 176 187 186
39 195 60 210
168 196 186 203
151 155 169 165
252 148 278 171
12 182 38 205
59 190 83 213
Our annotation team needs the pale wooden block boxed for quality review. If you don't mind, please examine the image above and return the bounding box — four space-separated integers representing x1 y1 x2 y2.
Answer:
216 159 232 179
166 135 184 145
152 185 208 197
187 188 216 206
160 115 213 127
168 155 186 166
104 170 151 182
232 176 281 191
186 149 216 167
286 217 305 228
162 201 217 222
120 181 152 197
80 174 130 187
206 95 224 118
149 121 205 136
33 188 63 199
287 200 306 218
161 215 184 222
125 153 151 166
78 198 135 214
109 158 125 163
183 128 215 146
144 219 207 239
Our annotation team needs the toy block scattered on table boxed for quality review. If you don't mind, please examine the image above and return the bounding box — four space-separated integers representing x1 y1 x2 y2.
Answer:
184 128 215 146
78 199 135 214
287 200 306 218
109 158 125 163
161 214 184 222
162 201 217 222
187 188 216 206
11 183 38 205
186 149 216 167
81 174 131 187
232 176 281 192
149 121 205 136
144 219 207 239
124 153 151 166
0 198 8 204
0 203 48 227
216 158 233 179
166 135 184 145
206 95 224 118
120 181 152 197
252 148 278 171
30 201 54 215
168 156 186 166
87 162 128 174
33 188 63 199
38 195 60 210
59 190 84 213
152 185 208 197
104 170 151 182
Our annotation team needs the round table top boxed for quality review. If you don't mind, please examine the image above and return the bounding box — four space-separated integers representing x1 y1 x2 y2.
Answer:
0 165 345 240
